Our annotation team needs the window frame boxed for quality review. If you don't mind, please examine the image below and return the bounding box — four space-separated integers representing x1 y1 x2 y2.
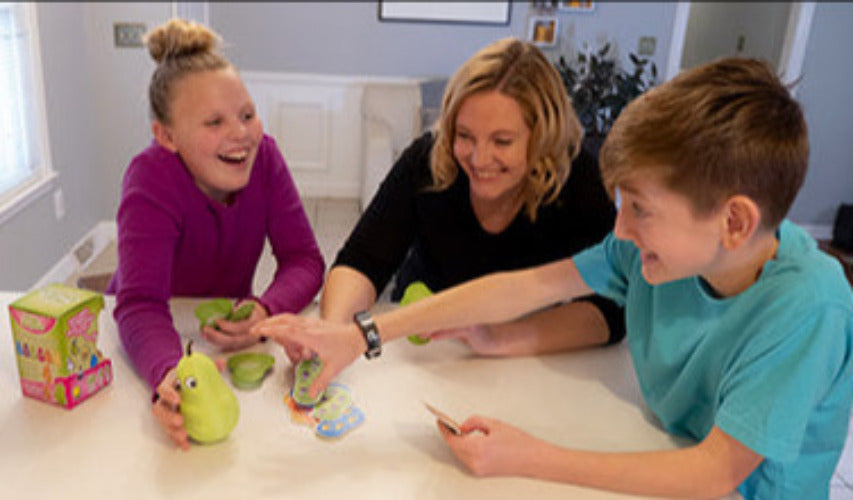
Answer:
0 2 57 226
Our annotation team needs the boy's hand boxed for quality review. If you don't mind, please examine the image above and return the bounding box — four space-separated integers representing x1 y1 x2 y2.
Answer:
439 415 538 477
250 313 364 399
152 368 190 451
428 324 502 355
202 299 268 351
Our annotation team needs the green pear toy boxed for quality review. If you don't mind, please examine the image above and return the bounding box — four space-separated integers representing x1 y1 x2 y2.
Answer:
175 341 239 444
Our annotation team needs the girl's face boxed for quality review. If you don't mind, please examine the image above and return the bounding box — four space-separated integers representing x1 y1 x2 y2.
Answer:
153 67 263 203
452 90 531 207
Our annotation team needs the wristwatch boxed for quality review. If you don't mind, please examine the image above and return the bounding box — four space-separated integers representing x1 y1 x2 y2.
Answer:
353 310 382 359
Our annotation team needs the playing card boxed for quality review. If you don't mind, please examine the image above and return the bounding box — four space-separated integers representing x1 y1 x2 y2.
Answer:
423 402 462 435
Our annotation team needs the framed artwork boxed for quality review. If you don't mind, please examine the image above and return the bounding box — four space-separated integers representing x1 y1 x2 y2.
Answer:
559 1 595 13
528 16 558 48
378 1 511 26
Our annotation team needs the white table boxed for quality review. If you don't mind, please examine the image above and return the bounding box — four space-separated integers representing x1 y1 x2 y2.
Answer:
1 292 736 499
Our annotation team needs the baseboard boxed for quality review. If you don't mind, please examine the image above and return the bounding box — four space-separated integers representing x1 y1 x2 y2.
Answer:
34 220 117 288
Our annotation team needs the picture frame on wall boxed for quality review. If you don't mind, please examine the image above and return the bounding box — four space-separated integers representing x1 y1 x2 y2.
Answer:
378 1 511 26
528 16 559 48
559 1 595 13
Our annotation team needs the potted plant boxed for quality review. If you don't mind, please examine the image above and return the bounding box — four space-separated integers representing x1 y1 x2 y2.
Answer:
555 42 658 156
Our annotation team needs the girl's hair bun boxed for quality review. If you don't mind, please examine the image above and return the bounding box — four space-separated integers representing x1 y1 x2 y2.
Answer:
145 18 221 63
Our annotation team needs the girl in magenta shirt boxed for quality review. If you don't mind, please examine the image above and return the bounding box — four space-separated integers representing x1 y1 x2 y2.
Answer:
109 19 323 449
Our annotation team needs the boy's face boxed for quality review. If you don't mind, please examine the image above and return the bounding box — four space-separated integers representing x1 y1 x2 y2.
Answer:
614 174 726 285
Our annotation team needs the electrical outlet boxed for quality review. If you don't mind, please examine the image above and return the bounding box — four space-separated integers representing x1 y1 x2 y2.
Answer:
53 188 65 221
74 238 95 266
638 36 656 56
114 22 146 48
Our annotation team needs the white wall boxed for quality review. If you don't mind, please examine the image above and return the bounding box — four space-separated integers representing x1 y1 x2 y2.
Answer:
681 3 791 70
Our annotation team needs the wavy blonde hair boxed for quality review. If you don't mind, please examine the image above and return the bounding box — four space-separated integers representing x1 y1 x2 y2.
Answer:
145 18 230 124
600 57 808 229
430 37 583 221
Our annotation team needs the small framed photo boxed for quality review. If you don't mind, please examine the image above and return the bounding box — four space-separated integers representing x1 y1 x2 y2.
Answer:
559 1 595 13
528 16 558 48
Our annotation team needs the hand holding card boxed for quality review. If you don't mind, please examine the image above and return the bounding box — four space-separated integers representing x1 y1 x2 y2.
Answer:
424 402 462 435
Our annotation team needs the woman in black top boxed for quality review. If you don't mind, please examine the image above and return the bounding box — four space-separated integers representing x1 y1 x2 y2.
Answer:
322 37 624 354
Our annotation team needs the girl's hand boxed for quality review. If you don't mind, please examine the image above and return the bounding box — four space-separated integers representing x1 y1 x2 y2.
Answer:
202 299 268 351
428 324 502 355
151 368 190 451
438 415 539 477
250 314 364 399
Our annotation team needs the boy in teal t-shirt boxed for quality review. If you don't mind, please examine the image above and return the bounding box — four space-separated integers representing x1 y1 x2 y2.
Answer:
574 221 851 497
252 58 853 498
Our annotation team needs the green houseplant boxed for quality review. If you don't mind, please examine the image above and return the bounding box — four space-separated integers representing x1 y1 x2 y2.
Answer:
555 42 658 155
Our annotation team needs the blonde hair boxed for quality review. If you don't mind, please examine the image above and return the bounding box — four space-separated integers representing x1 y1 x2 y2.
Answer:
145 18 230 124
431 37 583 221
600 57 808 229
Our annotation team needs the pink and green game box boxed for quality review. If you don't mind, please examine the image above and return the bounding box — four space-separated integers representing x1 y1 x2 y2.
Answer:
9 283 113 409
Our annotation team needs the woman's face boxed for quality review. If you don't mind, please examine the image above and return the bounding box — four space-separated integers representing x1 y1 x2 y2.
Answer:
153 67 263 203
452 90 531 206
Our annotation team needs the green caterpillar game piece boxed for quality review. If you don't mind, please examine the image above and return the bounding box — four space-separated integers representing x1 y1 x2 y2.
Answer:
228 302 255 322
400 281 433 345
194 299 233 329
227 352 274 390
310 383 353 421
292 358 324 407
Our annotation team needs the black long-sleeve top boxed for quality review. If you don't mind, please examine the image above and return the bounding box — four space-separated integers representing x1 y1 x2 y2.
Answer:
335 132 625 343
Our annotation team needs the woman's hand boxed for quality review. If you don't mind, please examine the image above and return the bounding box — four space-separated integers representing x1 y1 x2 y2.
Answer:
202 299 268 351
250 314 365 399
151 368 190 451
438 414 541 477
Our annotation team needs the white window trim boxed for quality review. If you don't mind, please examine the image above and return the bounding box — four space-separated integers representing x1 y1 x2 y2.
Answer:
0 3 57 226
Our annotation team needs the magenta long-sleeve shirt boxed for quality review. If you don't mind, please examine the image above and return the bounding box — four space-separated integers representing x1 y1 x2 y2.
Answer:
109 135 324 390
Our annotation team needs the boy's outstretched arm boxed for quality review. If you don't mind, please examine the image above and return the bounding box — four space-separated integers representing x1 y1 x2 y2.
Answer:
251 258 590 396
441 419 762 498
375 257 591 342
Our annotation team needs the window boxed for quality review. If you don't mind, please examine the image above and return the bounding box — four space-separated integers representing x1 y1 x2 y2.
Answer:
0 2 55 225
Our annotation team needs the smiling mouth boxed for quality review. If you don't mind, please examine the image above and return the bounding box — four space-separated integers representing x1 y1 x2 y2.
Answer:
218 150 249 165
470 167 505 180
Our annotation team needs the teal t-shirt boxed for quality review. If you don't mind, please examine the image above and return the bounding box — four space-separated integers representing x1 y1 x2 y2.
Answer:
574 220 853 498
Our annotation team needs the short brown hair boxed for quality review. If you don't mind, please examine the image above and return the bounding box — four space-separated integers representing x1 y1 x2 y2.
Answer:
600 57 808 229
145 18 230 124
431 37 584 221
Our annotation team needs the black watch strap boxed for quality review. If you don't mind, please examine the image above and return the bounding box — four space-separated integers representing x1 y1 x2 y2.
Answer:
353 311 382 359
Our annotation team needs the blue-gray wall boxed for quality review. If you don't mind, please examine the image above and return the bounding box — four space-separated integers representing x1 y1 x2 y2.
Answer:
0 2 849 290
211 2 674 78
789 3 853 226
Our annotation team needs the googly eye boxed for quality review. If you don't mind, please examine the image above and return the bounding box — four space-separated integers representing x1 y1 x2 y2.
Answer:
186 376 197 389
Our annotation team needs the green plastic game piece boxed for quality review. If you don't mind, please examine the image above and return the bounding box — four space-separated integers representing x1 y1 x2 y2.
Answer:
227 352 275 390
194 299 233 329
292 358 324 407
311 383 353 421
228 302 255 322
400 281 433 345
